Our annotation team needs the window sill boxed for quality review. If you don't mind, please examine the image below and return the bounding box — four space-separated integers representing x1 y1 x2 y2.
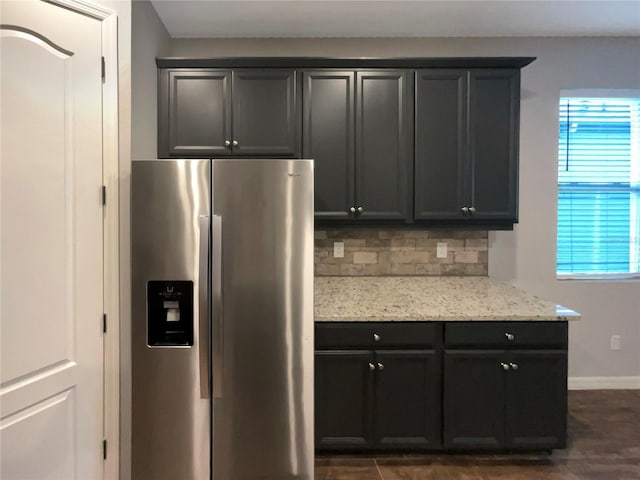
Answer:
557 273 640 281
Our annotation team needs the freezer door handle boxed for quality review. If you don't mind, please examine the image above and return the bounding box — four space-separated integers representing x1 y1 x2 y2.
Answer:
212 214 224 398
198 214 210 399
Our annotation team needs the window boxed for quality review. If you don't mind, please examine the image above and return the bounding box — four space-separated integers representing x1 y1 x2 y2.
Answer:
557 96 640 277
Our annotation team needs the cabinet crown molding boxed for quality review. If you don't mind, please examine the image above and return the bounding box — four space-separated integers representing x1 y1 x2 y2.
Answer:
156 57 536 69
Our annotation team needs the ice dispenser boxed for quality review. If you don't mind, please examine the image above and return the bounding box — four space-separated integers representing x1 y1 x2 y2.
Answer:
147 280 194 346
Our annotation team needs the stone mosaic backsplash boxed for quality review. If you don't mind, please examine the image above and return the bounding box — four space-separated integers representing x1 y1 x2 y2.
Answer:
314 229 488 276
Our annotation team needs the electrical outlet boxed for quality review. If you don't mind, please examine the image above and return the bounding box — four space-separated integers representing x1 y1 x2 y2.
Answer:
610 335 621 351
436 242 448 258
333 241 344 258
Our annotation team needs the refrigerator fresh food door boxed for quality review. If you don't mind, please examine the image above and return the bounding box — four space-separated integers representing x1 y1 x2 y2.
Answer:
132 159 211 480
212 159 314 480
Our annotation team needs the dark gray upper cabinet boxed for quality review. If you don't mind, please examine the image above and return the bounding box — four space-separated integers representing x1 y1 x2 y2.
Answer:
231 70 300 156
158 69 300 157
355 71 412 221
160 70 232 157
415 68 520 224
302 71 355 220
158 58 532 227
415 70 467 220
469 70 519 221
304 70 412 222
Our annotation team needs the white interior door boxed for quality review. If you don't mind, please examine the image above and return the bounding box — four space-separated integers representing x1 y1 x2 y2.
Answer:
0 1 105 479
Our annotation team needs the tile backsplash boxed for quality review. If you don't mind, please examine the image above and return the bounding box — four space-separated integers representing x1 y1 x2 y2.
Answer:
314 229 488 276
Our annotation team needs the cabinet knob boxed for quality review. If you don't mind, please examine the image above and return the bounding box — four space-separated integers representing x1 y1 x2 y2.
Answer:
368 362 376 371
232 140 239 147
224 140 231 147
349 206 356 214
469 206 476 213
505 333 515 341
357 206 364 214
510 362 519 371
377 362 384 371
461 206 469 214
373 333 380 342
500 362 510 371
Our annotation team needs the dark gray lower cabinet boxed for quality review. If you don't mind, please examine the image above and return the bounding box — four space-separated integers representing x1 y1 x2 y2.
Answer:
506 351 568 449
315 321 568 452
374 350 441 449
314 329 442 451
443 350 505 449
315 350 373 449
443 349 568 450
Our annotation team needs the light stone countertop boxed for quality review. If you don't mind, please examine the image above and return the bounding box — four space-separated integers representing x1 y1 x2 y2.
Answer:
314 276 581 322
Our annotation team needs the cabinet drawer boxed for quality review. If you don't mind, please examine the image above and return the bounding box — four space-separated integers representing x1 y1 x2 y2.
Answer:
316 322 441 349
444 322 567 349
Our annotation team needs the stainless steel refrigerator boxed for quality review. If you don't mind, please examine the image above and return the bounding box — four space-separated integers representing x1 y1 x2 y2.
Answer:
131 159 314 480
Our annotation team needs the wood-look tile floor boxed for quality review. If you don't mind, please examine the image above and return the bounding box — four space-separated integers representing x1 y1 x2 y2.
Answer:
315 390 640 480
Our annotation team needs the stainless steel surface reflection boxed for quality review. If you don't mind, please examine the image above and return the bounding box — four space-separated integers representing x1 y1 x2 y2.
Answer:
132 159 314 480
132 160 211 480
212 160 314 480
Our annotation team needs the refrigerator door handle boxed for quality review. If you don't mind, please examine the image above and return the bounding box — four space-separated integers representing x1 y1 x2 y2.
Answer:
212 214 224 398
198 214 211 399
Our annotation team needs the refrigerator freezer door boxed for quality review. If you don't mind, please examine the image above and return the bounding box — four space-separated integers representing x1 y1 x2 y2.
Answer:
132 159 211 480
212 159 314 480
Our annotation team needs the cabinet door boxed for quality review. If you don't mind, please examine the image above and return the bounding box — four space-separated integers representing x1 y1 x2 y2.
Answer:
160 70 232 157
443 350 505 449
414 70 468 220
315 350 374 450
231 70 299 156
303 71 355 220
506 350 567 449
468 69 519 221
374 350 441 449
355 71 412 222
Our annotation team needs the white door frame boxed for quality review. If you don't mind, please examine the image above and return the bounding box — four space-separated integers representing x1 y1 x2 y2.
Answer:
46 1 120 479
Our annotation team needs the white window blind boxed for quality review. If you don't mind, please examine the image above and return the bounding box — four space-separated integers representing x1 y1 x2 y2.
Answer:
557 97 640 276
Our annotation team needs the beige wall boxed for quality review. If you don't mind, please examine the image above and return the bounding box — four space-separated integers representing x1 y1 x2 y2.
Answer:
167 36 640 380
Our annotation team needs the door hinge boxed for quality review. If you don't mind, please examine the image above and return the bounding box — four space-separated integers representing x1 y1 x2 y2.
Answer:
102 439 107 460
101 56 105 82
102 313 107 333
101 185 107 206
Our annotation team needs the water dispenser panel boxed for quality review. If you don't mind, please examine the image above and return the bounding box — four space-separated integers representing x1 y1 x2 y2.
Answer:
147 281 194 346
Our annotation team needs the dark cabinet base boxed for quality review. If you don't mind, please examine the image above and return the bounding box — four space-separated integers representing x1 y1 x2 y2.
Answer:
315 321 568 453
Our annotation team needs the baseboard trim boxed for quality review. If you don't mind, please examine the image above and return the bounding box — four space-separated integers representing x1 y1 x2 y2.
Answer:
568 376 640 390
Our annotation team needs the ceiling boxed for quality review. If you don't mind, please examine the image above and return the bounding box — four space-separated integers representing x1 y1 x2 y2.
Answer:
150 0 640 38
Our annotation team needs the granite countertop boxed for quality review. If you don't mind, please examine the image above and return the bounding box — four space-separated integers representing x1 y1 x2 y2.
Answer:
314 276 581 322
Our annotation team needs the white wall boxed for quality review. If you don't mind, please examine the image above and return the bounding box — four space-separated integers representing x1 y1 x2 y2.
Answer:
168 36 640 380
